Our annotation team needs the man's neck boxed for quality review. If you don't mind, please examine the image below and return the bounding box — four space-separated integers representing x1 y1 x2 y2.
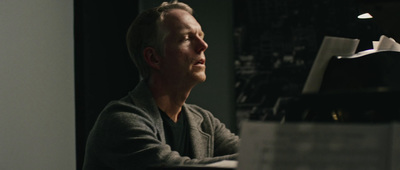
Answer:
148 77 194 122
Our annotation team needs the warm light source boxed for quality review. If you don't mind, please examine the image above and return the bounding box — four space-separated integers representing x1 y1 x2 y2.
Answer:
358 13 373 19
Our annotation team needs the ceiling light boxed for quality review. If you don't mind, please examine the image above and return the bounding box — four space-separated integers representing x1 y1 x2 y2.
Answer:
358 13 373 19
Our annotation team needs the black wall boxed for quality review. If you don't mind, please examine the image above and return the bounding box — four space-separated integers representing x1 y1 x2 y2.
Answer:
74 0 139 169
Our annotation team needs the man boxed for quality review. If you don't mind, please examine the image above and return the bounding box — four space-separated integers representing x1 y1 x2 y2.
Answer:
83 1 239 170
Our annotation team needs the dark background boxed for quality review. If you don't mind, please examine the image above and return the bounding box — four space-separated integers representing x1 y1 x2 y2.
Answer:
233 0 383 123
74 0 139 169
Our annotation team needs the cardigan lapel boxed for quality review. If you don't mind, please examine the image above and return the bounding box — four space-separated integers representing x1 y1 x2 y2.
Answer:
183 104 212 158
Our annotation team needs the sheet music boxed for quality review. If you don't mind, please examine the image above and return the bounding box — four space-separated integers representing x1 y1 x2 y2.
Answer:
238 121 399 170
376 35 400 51
302 35 400 94
302 36 359 94
206 160 238 168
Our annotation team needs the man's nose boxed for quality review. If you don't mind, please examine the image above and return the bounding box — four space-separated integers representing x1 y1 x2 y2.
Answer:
196 37 208 53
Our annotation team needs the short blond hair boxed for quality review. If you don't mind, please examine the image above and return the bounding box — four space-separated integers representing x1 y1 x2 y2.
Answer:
126 1 193 80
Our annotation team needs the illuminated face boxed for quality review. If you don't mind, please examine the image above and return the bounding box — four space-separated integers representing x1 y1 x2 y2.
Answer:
158 9 208 85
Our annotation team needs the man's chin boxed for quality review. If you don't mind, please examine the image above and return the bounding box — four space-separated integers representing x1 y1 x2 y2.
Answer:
196 76 206 83
193 74 206 84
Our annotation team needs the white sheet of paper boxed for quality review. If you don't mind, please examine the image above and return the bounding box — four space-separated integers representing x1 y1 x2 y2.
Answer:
238 121 399 170
376 35 400 51
302 36 359 94
206 160 238 168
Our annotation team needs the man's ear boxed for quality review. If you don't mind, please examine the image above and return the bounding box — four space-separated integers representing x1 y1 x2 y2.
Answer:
143 47 161 70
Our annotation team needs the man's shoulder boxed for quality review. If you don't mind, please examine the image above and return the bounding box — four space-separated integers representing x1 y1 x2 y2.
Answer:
103 93 138 111
95 95 155 124
100 83 155 118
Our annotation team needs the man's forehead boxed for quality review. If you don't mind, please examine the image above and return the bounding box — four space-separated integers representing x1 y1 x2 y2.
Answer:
161 9 202 32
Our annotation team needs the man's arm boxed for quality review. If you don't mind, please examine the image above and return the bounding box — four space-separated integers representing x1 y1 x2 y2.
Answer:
211 114 240 157
84 103 238 170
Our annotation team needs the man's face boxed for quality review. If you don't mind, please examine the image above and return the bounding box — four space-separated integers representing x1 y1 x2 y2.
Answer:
157 9 208 85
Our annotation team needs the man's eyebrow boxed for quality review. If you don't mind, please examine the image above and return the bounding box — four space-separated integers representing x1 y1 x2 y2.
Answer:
199 30 205 37
194 29 205 37
180 29 205 37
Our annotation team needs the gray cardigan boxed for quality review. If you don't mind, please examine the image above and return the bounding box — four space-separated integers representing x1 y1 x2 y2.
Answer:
83 81 239 170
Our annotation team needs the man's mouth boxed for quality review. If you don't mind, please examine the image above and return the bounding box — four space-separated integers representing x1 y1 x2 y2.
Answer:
195 58 205 65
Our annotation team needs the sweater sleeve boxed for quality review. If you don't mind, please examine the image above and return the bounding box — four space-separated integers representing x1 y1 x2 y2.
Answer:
184 104 240 158
211 115 240 157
